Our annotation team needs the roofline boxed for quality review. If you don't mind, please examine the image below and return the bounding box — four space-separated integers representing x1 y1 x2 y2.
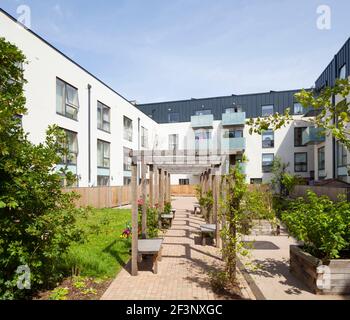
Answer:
315 37 350 85
137 88 309 106
0 8 138 111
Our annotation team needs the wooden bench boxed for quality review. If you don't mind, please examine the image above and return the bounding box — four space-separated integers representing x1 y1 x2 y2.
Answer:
160 213 174 228
200 224 216 246
138 239 164 274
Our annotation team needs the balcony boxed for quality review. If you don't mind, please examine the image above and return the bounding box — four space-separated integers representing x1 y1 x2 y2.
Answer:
302 127 325 145
222 137 246 152
191 114 214 128
222 112 246 126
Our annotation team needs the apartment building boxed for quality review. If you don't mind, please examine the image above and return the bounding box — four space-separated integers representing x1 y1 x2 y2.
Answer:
0 9 159 188
137 91 317 185
1 8 349 187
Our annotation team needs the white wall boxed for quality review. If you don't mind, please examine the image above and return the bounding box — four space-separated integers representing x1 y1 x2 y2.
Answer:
0 12 158 187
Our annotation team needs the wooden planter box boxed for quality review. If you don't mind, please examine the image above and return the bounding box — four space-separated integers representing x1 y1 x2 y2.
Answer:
290 245 350 295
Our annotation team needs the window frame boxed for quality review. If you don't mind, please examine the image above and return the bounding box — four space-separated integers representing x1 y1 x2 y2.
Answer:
168 112 180 123
262 129 274 149
97 139 110 169
294 127 307 147
294 152 308 173
97 175 110 187
123 116 133 142
56 78 79 121
337 141 347 168
179 179 190 186
339 64 347 80
318 147 325 171
261 105 274 117
169 134 179 151
123 147 132 172
294 102 304 115
141 126 148 148
262 153 274 173
60 128 78 166
97 101 111 133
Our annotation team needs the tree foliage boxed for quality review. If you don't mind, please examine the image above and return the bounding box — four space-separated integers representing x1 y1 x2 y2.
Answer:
0 37 82 299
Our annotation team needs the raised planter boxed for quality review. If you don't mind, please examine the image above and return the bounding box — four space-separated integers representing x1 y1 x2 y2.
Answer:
290 245 350 295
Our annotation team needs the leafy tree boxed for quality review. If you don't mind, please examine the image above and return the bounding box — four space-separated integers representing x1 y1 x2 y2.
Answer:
0 37 82 299
247 78 350 151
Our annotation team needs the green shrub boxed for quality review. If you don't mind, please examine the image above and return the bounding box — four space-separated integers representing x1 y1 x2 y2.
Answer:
282 191 350 260
0 37 83 299
164 202 172 214
147 207 160 238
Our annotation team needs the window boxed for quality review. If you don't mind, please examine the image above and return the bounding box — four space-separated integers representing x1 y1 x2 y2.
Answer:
97 140 110 169
179 179 190 185
123 147 132 172
56 78 79 120
337 141 347 167
262 130 274 148
60 129 78 166
294 127 306 147
250 178 263 185
195 109 211 116
124 177 131 186
225 106 242 113
97 176 110 186
97 102 110 132
141 127 148 148
123 116 133 142
339 64 347 80
262 154 274 173
294 103 304 115
261 105 274 117
169 134 179 151
294 152 308 172
318 147 325 171
168 112 180 123
223 129 243 139
195 129 212 150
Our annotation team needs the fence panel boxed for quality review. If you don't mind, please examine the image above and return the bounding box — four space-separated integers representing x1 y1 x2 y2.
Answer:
292 185 350 202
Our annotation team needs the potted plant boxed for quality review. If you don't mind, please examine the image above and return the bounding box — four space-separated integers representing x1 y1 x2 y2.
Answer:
282 191 350 295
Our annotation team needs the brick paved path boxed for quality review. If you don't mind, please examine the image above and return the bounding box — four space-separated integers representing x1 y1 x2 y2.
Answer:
101 197 252 300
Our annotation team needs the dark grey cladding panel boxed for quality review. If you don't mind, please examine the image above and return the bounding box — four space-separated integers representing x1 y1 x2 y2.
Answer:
315 38 350 91
136 90 301 124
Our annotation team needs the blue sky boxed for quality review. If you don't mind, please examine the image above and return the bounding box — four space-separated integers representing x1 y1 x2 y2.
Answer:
1 0 350 103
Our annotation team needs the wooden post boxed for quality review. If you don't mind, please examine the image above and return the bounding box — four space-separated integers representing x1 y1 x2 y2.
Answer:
149 165 154 208
154 166 159 206
214 173 221 248
131 162 138 276
141 163 147 239
160 169 165 212
167 173 171 202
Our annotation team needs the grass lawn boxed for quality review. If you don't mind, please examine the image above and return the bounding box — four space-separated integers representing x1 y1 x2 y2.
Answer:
64 208 132 279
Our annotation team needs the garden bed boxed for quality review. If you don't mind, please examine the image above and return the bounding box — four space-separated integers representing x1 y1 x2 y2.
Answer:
290 245 350 295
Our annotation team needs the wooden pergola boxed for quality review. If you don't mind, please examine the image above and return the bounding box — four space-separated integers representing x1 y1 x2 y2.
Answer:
129 150 227 276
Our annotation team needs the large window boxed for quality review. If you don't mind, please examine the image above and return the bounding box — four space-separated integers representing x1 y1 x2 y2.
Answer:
97 102 110 133
261 105 274 117
262 130 274 148
318 147 325 171
223 129 243 139
168 112 180 123
97 140 110 169
123 147 132 172
195 109 211 116
294 127 306 147
294 152 308 172
337 141 347 168
97 176 110 186
56 78 79 120
195 129 212 150
123 116 133 142
339 64 347 80
262 154 274 173
169 134 179 151
60 129 78 166
294 103 304 115
141 127 148 148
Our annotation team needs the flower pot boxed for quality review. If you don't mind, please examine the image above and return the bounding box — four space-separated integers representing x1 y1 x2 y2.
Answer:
290 245 350 295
